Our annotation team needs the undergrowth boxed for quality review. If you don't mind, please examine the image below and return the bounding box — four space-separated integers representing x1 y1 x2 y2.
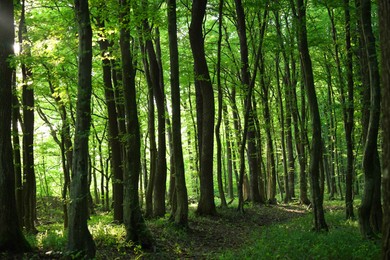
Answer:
219 206 381 259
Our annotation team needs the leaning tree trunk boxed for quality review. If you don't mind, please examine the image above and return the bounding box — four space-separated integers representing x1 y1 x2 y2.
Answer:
189 0 217 216
66 0 96 257
0 0 31 252
358 0 382 238
296 0 328 231
379 0 390 258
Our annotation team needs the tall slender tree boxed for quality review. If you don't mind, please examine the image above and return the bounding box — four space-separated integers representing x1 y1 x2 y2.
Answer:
379 1 390 258
0 0 31 252
295 0 328 231
189 0 217 216
358 0 382 238
119 0 154 247
215 0 228 208
95 12 124 223
167 0 189 226
66 0 96 257
18 0 37 234
234 0 262 204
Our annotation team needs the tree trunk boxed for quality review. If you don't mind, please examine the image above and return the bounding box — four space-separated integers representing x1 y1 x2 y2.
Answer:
379 0 390 257
145 29 167 218
343 0 355 220
12 79 23 228
223 104 234 199
275 10 296 201
189 0 217 216
358 0 382 238
234 0 267 204
215 0 228 208
167 0 189 226
275 52 289 202
96 16 124 223
119 0 154 248
19 0 37 234
66 0 96 257
324 58 337 199
0 0 31 252
139 39 157 218
296 0 328 231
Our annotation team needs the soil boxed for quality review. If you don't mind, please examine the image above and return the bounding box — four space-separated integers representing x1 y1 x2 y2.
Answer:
2 202 307 259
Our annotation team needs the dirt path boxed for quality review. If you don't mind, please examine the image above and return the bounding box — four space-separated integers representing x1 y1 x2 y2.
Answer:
137 204 307 259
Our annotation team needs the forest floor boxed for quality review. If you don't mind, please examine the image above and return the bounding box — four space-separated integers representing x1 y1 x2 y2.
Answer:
3 198 308 259
138 203 308 259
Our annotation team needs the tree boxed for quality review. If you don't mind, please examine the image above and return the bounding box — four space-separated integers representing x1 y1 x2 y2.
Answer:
378 0 390 257
0 0 31 252
141 10 167 218
167 0 189 226
343 0 355 220
119 0 154 247
234 0 263 204
95 12 124 223
19 0 38 234
66 0 96 257
358 0 382 238
189 0 217 216
295 0 328 231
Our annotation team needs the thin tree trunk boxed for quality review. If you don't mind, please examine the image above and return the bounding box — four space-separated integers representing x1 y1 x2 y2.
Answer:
19 0 37 234
167 0 189 226
66 0 95 257
223 104 234 199
12 78 23 228
96 16 123 222
343 0 355 220
295 0 328 231
379 0 390 257
275 53 289 202
215 0 227 208
119 0 154 248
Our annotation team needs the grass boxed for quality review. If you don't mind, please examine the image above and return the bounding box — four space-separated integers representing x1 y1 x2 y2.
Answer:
19 197 381 259
218 203 381 259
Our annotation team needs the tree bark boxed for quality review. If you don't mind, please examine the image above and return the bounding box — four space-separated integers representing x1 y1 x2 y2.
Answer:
167 0 189 226
215 0 227 208
96 16 124 223
358 0 383 238
379 0 390 258
19 0 37 234
296 0 328 231
343 0 355 220
66 0 96 257
119 0 154 248
223 104 234 199
12 77 23 228
189 0 217 216
0 0 31 252
234 0 263 204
